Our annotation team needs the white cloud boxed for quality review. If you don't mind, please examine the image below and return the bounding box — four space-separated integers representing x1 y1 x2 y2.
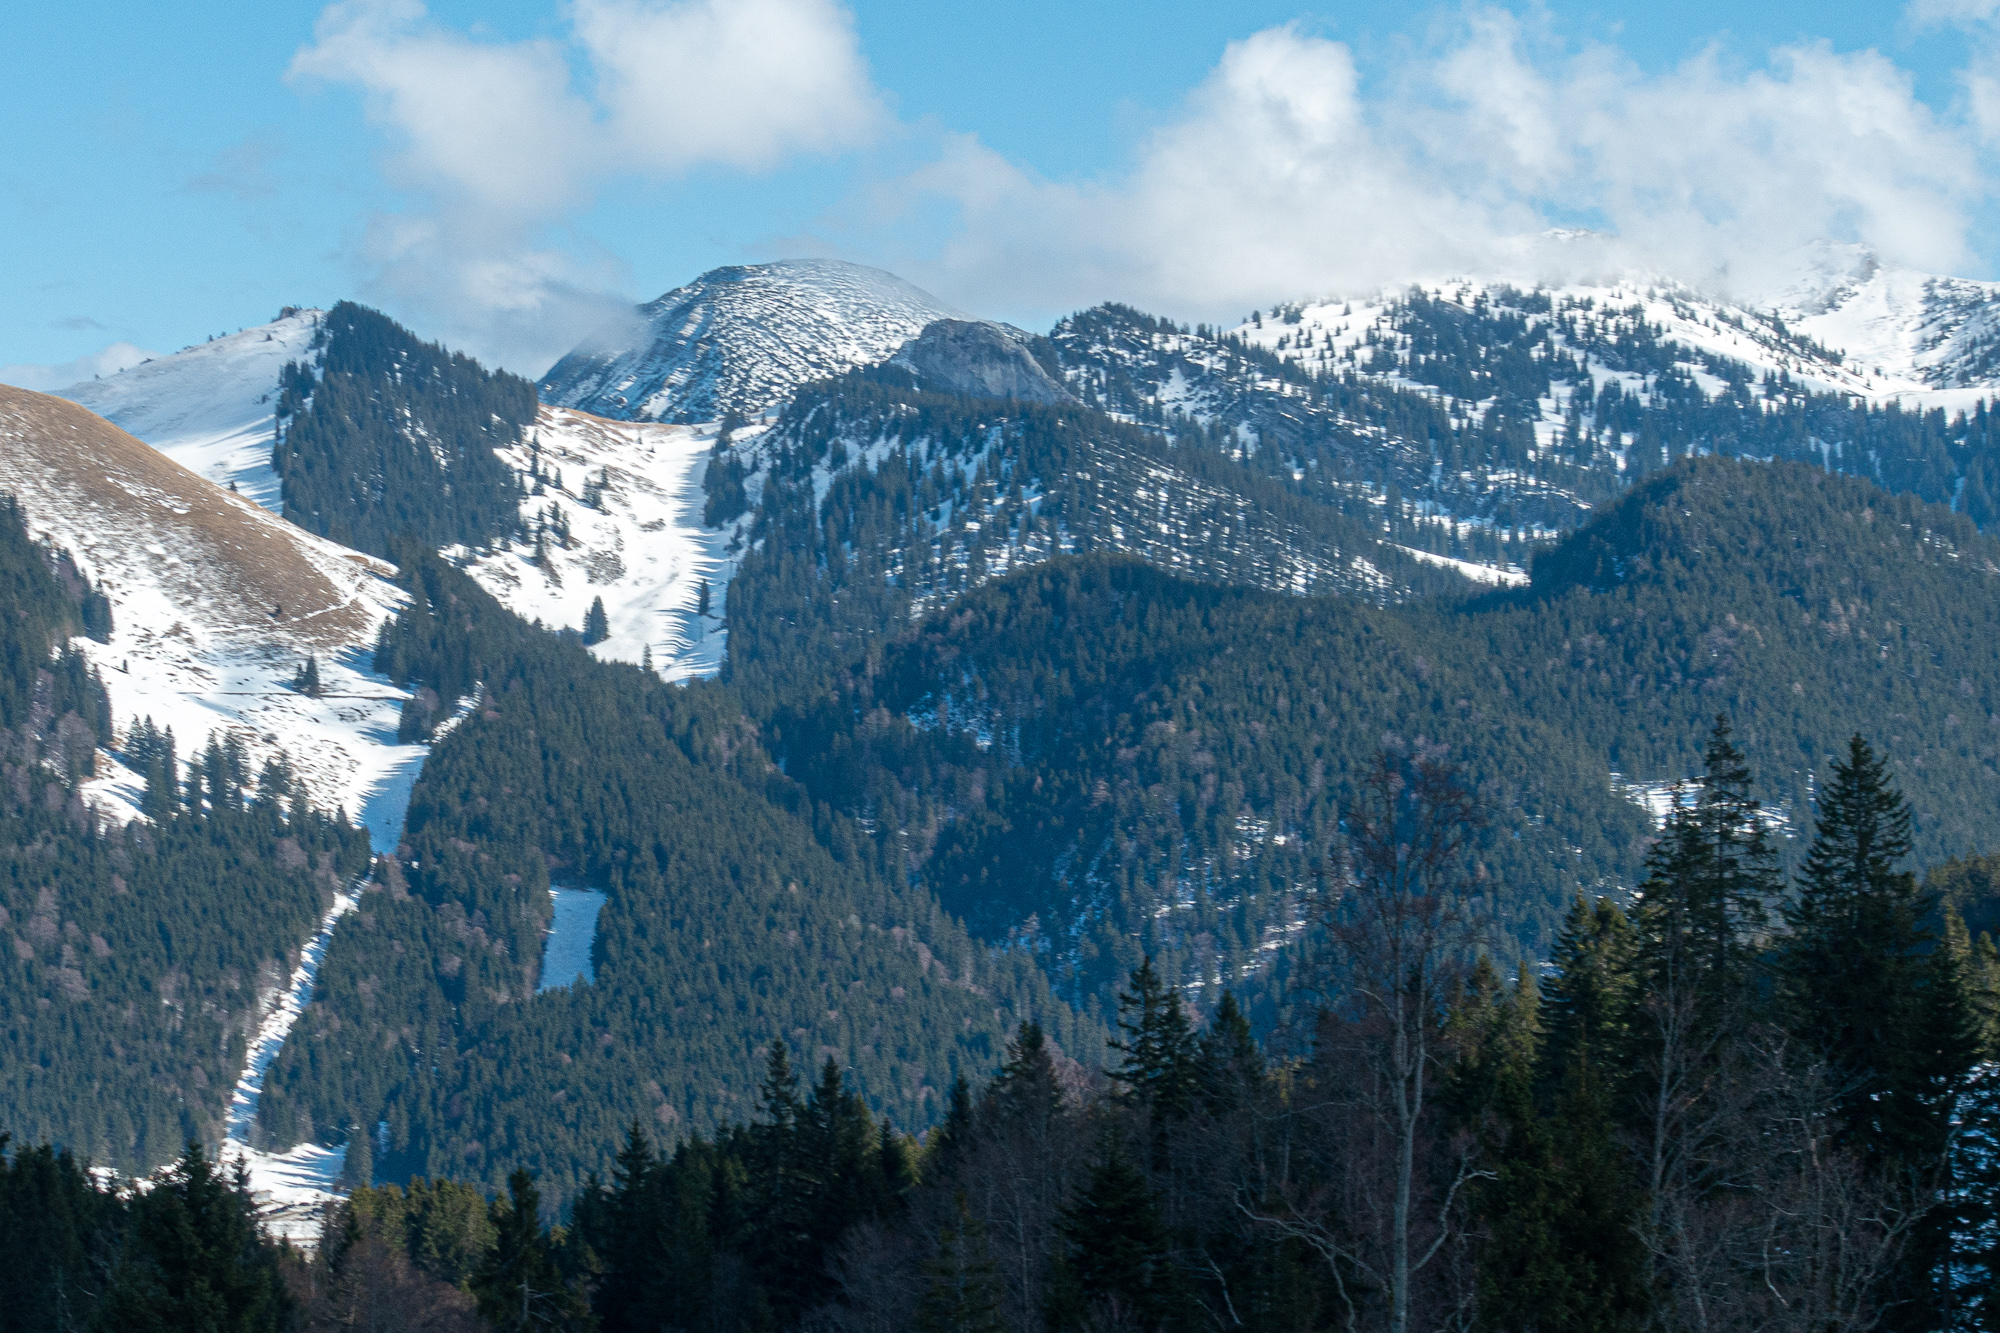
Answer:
572 0 882 174
290 0 881 370
0 342 157 394
297 0 2000 363
873 12 1989 323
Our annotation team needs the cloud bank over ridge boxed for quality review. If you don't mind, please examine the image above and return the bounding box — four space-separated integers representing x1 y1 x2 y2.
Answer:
289 0 883 369
292 0 2000 367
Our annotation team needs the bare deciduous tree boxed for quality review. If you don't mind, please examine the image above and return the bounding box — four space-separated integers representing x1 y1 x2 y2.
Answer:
1251 743 1489 1333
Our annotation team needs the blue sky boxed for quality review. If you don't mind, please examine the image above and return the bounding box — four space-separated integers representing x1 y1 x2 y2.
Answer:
3 1 1993 381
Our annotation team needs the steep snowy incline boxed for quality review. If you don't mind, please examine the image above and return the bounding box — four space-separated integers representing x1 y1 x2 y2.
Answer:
452 406 742 682
539 259 963 423
57 309 322 511
1768 242 2000 395
0 385 412 829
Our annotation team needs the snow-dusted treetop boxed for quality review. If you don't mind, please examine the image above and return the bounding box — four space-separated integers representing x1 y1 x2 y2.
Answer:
538 259 964 424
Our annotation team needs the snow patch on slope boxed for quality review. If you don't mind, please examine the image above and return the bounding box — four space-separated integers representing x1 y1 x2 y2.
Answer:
454 406 743 682
1393 544 1528 586
57 310 321 512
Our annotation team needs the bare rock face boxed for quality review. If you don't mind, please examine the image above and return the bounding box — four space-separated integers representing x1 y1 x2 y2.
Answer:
892 319 1077 406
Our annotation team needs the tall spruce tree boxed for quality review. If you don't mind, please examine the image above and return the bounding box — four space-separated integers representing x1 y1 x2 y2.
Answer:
1780 736 1979 1330
471 1170 587 1333
1480 898 1648 1333
101 1142 293 1333
1542 894 1639 1098
918 1196 1007 1333
1110 956 1200 1120
1782 735 1975 1166
1628 718 1780 1298
1049 1130 1172 1332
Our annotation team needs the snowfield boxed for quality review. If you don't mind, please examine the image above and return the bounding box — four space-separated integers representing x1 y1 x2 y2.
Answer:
454 406 746 682
58 309 321 512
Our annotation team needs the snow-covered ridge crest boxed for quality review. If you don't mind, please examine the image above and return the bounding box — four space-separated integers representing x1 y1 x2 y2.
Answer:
539 259 964 424
0 385 416 829
58 308 322 512
1239 239 2000 409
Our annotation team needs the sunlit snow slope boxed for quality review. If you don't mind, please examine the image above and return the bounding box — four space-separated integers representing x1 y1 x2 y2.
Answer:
0 385 419 838
452 407 743 681
58 309 322 511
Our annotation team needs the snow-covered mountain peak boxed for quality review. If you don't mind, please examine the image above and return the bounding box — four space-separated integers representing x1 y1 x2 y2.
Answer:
538 259 964 424
57 309 322 511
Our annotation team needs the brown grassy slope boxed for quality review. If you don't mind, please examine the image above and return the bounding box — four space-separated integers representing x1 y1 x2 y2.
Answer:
0 384 385 649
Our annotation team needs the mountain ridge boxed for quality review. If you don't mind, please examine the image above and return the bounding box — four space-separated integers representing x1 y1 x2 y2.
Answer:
538 258 965 423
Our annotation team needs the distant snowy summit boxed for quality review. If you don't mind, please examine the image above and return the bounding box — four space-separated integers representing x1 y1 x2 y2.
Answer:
1758 241 2000 392
538 259 965 423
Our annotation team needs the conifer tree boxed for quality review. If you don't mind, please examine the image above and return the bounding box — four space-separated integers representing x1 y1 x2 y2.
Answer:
918 1196 1006 1333
1050 1131 1171 1332
1110 955 1199 1119
1475 902 1650 1333
582 597 609 646
1782 735 1975 1166
1780 736 1978 1329
102 1141 293 1333
1630 717 1777 1236
471 1170 586 1333
591 1122 663 1333
1196 990 1263 1113
1542 894 1638 1096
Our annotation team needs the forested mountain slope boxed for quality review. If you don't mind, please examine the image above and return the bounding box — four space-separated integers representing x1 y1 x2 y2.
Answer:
713 366 1471 710
1049 290 2000 553
0 485 370 1174
274 302 533 558
260 552 1094 1201
746 457 2000 1011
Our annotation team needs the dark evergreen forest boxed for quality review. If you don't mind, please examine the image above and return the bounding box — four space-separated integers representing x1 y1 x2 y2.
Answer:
259 549 1096 1202
730 456 2000 1012
0 496 369 1175
16 717 1985 1333
274 303 532 558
